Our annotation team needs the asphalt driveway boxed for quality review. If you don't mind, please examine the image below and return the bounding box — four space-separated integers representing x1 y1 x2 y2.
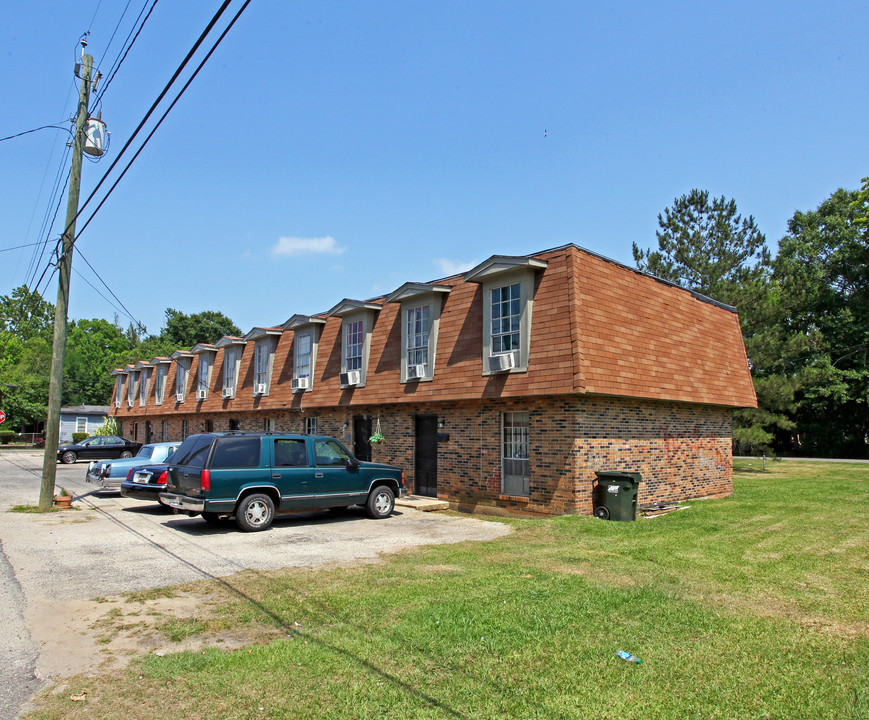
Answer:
0 450 511 719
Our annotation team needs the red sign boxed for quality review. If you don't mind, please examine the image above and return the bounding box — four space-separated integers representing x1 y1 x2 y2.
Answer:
0 410 5 424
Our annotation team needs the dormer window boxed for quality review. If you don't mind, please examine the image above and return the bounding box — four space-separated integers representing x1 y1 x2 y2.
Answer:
171 351 193 403
282 315 326 393
215 337 246 400
244 328 282 396
191 345 217 401
127 369 139 408
151 358 171 405
112 369 127 408
464 255 547 375
385 282 450 383
135 363 153 407
328 300 382 388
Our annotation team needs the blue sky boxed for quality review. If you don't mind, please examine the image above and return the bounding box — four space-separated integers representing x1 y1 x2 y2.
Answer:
3 0 867 336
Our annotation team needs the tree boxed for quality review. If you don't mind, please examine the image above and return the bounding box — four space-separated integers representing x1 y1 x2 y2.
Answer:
161 308 242 349
773 188 868 457
63 319 134 406
634 190 782 452
633 189 771 313
0 285 54 341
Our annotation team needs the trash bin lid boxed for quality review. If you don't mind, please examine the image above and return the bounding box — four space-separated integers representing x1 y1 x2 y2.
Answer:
594 470 642 484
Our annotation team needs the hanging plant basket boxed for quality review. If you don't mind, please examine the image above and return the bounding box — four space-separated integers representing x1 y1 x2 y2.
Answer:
369 419 385 445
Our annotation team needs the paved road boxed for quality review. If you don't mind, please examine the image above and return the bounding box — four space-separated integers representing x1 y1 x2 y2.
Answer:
0 450 510 720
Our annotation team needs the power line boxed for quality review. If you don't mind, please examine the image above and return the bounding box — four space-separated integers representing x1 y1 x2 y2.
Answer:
0 241 54 254
75 246 143 329
0 124 72 143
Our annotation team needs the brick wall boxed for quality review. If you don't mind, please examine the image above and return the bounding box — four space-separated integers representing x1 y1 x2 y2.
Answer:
121 393 732 517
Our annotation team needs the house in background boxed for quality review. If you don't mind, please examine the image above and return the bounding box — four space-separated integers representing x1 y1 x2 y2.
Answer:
109 244 757 516
59 405 110 443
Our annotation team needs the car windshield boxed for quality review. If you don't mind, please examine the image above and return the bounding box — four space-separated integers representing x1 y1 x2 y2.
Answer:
136 446 155 459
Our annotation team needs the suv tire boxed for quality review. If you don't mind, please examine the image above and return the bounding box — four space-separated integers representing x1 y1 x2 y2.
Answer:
236 493 275 532
366 486 394 519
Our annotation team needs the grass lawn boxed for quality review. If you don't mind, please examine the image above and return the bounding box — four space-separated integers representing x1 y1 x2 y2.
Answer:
29 460 868 719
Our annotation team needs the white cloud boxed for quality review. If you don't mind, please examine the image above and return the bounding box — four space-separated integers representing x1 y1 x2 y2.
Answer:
434 258 477 276
271 236 345 257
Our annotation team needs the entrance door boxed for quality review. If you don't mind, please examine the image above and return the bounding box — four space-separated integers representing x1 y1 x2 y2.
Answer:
352 415 372 462
414 415 438 497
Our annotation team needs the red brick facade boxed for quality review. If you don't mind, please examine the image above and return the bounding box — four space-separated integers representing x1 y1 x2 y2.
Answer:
111 245 754 516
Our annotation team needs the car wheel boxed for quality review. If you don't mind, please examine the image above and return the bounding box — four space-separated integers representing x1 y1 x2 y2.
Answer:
120 450 133 459
235 494 275 532
366 486 394 519
61 451 77 464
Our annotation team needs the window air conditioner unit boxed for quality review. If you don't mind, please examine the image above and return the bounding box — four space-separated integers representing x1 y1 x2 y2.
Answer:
407 364 426 380
221 387 234 399
254 383 267 395
488 353 516 373
127 398 133 408
340 370 361 387
196 389 208 401
291 377 309 392
175 393 184 403
114 399 121 408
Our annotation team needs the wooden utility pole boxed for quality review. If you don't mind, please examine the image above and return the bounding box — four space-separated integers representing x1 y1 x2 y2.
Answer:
38 48 94 510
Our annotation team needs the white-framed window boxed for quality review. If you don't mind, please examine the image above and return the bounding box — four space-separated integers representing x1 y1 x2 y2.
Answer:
174 358 190 401
127 372 139 407
161 420 168 442
139 367 151 406
197 355 210 395
181 419 189 439
76 417 88 434
501 411 530 496
407 305 430 368
154 365 168 405
253 340 273 394
464 255 546 375
294 332 312 379
305 417 318 435
345 320 363 371
491 283 521 355
223 348 238 396
114 375 126 408
264 417 276 433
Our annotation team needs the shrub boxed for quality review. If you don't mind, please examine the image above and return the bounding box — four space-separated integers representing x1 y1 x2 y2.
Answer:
72 432 90 443
0 431 16 445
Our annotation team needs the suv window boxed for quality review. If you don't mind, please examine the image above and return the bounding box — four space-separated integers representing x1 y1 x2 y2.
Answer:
274 439 308 467
211 436 261 469
314 438 354 467
173 434 214 467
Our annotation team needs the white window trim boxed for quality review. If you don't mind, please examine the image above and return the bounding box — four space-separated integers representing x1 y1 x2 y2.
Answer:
222 346 241 396
75 417 88 434
253 337 277 396
196 354 213 398
174 359 190 402
501 410 530 496
138 367 152 407
398 297 444 383
480 268 535 375
327 301 381 389
127 371 139 407
293 329 317 391
154 364 168 405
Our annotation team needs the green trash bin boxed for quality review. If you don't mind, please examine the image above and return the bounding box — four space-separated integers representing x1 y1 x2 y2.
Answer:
593 470 642 521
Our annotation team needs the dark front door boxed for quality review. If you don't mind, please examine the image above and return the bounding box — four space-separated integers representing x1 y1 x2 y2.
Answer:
415 415 438 497
353 415 372 462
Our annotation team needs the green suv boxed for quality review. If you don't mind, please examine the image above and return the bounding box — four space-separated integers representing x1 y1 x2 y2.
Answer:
161 432 405 531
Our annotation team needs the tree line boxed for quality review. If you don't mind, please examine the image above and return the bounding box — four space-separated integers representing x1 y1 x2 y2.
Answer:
634 180 868 457
2 179 866 456
0 293 240 433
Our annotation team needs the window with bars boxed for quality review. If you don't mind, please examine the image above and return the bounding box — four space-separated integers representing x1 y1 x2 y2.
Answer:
406 305 430 368
182 420 189 439
491 283 521 355
305 417 318 435
345 320 363 371
263 417 276 433
501 411 530 496
295 332 312 378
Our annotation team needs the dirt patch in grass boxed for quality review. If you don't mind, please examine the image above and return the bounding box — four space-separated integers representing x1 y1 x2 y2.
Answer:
29 579 283 678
